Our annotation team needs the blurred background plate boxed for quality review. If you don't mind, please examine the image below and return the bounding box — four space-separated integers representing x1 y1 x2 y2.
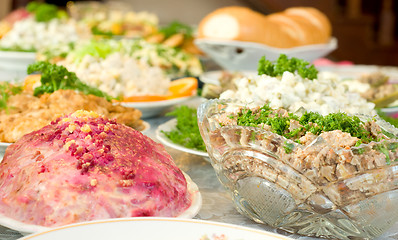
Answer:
119 96 196 118
19 217 292 240
195 37 337 71
0 51 35 73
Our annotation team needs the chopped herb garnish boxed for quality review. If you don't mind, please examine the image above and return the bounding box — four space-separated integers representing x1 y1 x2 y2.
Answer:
258 54 318 80
235 103 381 144
27 61 113 101
162 105 206 152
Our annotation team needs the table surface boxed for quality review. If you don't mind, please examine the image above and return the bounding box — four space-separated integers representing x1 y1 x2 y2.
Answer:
0 98 397 240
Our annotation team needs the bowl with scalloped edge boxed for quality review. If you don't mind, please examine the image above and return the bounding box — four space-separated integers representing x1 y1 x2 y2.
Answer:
194 38 337 71
197 98 398 240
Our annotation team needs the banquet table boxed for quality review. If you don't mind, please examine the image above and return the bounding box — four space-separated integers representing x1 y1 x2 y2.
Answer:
0 97 397 240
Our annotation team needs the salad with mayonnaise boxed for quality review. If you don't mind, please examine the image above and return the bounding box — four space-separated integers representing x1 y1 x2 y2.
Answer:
56 39 202 98
0 2 82 52
220 55 376 116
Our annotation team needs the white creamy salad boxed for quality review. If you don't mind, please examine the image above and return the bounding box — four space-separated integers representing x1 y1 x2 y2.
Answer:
60 52 170 98
0 17 79 52
220 71 376 116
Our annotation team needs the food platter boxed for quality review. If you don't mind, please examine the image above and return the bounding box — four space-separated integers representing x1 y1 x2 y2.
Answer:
0 171 201 234
156 118 209 160
0 51 36 72
194 38 337 71
120 96 196 118
19 217 293 240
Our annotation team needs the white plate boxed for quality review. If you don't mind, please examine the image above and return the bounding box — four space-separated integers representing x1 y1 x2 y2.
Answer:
194 38 337 71
20 217 293 240
199 70 257 85
0 51 36 72
0 171 201 234
120 96 195 118
156 118 209 160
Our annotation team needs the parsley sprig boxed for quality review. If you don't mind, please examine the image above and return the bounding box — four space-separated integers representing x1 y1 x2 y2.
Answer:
258 54 318 80
27 61 113 101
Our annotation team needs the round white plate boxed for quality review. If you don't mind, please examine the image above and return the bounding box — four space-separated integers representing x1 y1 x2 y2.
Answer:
0 171 201 234
199 70 257 85
20 217 293 240
195 38 337 71
156 118 209 160
0 51 36 72
120 96 195 118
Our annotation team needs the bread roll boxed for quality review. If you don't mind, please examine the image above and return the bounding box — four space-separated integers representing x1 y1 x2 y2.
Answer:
198 6 332 48
283 7 332 44
198 6 269 42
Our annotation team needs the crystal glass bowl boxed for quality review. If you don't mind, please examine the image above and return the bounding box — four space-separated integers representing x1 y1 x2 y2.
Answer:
197 99 398 239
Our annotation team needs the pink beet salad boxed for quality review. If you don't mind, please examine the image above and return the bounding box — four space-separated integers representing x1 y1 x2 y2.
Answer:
0 110 192 227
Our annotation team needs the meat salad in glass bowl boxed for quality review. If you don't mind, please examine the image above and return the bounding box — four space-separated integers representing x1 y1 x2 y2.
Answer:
198 98 398 239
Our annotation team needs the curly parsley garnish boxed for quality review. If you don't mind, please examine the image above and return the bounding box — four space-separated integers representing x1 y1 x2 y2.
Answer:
27 61 113 101
258 54 318 80
162 105 206 152
235 104 380 144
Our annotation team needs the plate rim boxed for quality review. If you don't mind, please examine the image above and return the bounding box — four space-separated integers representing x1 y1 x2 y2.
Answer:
20 217 293 240
0 170 201 234
156 118 209 158
119 95 195 108
0 50 36 59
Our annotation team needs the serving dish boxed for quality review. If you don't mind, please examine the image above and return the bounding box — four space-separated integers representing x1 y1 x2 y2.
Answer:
0 51 36 72
194 38 337 71
19 217 292 240
156 118 209 161
197 99 398 239
120 96 195 118
0 172 201 234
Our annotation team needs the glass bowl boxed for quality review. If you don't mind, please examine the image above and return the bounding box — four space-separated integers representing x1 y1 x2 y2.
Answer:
197 99 398 239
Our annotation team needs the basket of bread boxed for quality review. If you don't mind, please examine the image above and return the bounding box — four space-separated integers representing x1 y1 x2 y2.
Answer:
195 6 337 70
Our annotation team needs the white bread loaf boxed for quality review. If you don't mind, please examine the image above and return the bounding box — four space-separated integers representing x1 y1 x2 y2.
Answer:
198 6 332 48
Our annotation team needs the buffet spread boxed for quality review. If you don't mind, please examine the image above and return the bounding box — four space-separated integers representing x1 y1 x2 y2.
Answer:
0 2 397 240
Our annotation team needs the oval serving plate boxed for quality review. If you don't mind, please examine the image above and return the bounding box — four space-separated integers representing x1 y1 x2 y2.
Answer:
0 172 201 234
